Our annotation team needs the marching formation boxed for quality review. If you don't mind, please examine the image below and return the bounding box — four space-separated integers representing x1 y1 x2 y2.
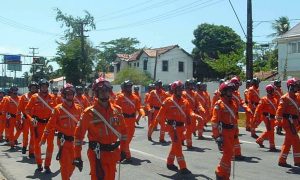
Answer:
0 76 299 180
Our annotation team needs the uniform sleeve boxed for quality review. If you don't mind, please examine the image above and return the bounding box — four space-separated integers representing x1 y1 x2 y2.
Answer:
276 97 285 120
211 103 220 138
253 98 264 123
41 108 58 142
74 110 90 159
25 96 35 119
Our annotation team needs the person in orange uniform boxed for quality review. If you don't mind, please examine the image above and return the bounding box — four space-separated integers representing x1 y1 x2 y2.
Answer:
253 84 279 152
25 78 56 173
195 82 210 139
2 86 21 149
74 86 90 109
83 85 93 105
147 80 168 143
183 79 204 149
52 86 63 105
0 89 6 142
148 80 202 174
74 77 127 180
144 83 155 127
211 81 239 180
133 86 142 125
212 79 225 107
244 80 252 131
273 80 284 135
41 83 82 180
17 81 39 156
276 78 300 168
247 78 261 138
115 80 144 162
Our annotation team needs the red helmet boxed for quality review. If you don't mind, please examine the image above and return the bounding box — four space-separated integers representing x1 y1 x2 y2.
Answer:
61 83 75 95
219 81 235 93
92 77 111 92
287 77 300 87
265 84 274 92
230 77 239 85
171 80 183 91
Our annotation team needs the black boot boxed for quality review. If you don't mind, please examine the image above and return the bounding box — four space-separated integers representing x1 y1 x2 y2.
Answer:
167 164 178 171
216 173 224 180
22 147 27 154
44 166 52 174
276 127 283 135
36 164 43 172
180 168 191 175
29 153 35 159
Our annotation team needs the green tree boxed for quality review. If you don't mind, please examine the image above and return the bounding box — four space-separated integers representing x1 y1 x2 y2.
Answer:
192 23 244 60
205 53 243 78
97 37 140 72
270 16 290 37
55 8 96 85
113 68 152 86
30 57 53 81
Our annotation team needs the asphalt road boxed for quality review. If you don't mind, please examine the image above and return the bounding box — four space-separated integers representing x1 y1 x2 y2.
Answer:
0 119 299 180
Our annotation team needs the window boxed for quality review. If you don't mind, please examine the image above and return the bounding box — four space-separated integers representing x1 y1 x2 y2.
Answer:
289 42 297 54
298 42 300 53
134 63 136 67
143 58 148 70
178 61 184 72
129 63 131 67
137 62 139 67
162 60 168 71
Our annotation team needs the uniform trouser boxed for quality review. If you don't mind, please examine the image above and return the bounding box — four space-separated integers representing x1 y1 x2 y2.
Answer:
34 123 54 167
197 114 205 137
216 130 235 180
58 141 75 180
166 126 187 170
245 110 252 129
124 118 136 159
7 118 21 146
256 119 275 148
0 120 5 139
87 148 119 180
151 110 165 140
234 128 241 156
186 118 196 147
278 122 300 164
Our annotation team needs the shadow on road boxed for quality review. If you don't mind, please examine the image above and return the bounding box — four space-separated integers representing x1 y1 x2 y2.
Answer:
122 157 151 166
135 126 145 129
26 169 60 180
236 156 261 163
183 146 212 153
151 141 171 146
286 166 300 175
16 156 36 164
158 172 213 180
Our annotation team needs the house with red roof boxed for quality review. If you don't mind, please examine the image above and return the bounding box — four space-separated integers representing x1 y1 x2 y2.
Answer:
113 45 194 84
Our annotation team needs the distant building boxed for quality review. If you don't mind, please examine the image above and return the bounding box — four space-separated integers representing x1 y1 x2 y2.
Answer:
277 22 300 78
113 45 194 84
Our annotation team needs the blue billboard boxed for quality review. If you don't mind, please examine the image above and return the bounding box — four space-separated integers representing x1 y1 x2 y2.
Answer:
4 55 21 64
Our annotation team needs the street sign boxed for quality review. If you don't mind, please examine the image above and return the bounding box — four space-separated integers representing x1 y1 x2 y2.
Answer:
4 55 21 64
7 64 22 71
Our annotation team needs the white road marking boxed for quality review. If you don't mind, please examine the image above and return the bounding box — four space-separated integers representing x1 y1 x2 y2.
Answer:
130 148 166 162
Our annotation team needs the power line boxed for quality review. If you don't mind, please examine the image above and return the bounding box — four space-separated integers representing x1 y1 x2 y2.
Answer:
94 0 224 31
227 0 246 38
0 15 59 36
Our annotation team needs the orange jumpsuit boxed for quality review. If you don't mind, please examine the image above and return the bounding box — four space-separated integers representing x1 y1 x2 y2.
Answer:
25 93 56 168
115 93 142 160
143 92 151 127
211 98 239 180
74 103 127 180
151 95 197 170
147 89 168 141
41 102 82 180
182 90 204 147
2 95 21 146
247 86 260 132
243 88 251 130
54 94 63 105
134 91 142 123
18 93 35 154
0 97 5 140
212 89 221 108
276 93 300 165
196 90 210 137
74 95 90 109
254 95 277 149
274 88 284 130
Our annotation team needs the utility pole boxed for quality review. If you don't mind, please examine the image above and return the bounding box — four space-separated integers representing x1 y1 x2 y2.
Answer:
153 50 158 81
246 0 253 80
29 47 39 80
78 21 89 85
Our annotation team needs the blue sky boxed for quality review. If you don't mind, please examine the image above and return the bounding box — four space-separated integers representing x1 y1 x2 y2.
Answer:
1 0 299 77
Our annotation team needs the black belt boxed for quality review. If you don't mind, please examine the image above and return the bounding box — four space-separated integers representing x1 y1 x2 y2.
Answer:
166 120 184 127
89 141 120 152
282 113 298 120
33 116 49 124
222 123 235 129
57 132 74 142
151 106 160 110
245 101 249 104
123 113 135 118
252 102 259 106
8 113 16 118
263 112 275 119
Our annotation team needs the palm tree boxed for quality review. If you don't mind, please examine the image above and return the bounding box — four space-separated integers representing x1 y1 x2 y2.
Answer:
30 57 53 81
270 16 290 37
